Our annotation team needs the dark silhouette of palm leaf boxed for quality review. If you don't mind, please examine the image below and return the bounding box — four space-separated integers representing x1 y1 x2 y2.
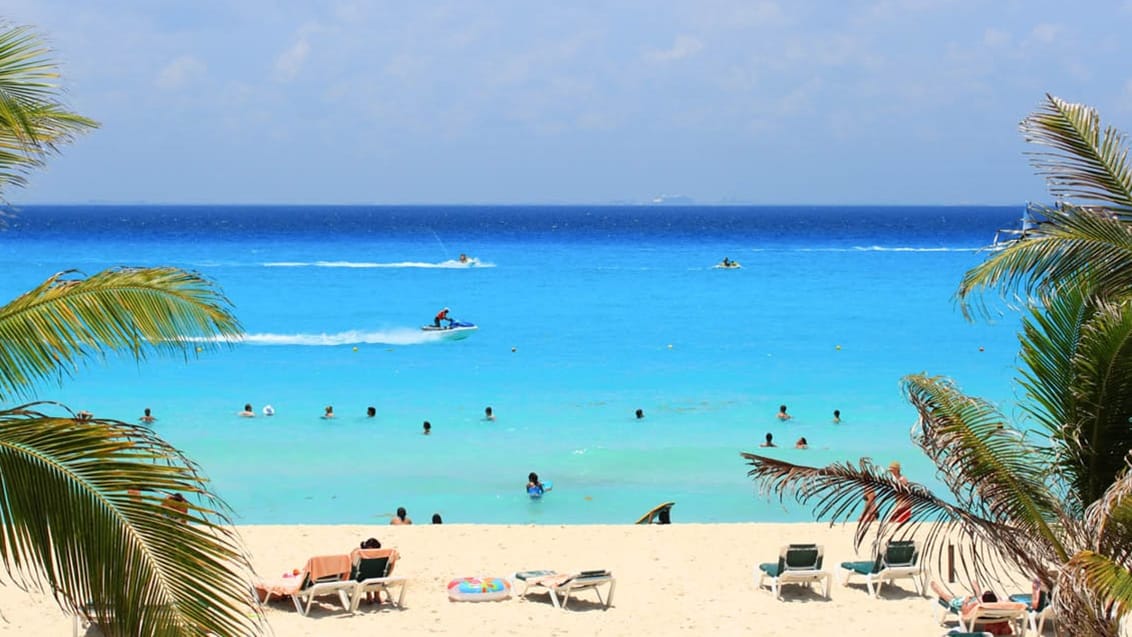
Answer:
0 404 264 636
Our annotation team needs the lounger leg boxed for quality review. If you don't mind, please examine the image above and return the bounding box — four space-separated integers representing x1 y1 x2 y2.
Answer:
291 594 304 615
556 589 569 610
337 588 351 612
605 580 616 608
822 573 832 599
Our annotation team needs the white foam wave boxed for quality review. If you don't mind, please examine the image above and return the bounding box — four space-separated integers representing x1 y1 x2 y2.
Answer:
796 246 979 253
237 328 443 346
263 258 494 269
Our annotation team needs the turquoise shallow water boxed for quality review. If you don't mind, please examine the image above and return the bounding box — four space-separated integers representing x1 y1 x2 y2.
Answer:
0 204 1026 524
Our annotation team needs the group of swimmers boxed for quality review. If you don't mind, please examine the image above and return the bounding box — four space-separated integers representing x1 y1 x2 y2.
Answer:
216 403 498 434
387 506 443 525
762 405 844 449
775 404 841 423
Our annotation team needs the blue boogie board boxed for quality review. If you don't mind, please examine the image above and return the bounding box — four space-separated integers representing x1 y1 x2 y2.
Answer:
528 481 553 499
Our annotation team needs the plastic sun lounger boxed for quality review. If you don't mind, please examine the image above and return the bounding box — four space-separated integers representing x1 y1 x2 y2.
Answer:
839 539 927 597
756 544 832 600
931 580 967 626
348 548 409 611
1009 589 1053 634
256 554 355 616
514 570 616 610
958 602 1029 635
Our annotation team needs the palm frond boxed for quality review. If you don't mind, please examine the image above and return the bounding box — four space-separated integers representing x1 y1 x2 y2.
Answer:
958 206 1132 318
0 24 97 195
902 373 1066 560
1048 301 1132 509
1082 461 1132 567
1015 279 1091 442
0 268 243 401
0 404 265 636
1022 93 1132 216
1065 550 1132 627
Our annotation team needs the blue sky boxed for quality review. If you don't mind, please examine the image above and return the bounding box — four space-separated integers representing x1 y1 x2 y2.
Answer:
6 1 1132 205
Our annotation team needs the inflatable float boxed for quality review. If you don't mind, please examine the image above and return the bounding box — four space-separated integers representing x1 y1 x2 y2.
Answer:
447 576 511 602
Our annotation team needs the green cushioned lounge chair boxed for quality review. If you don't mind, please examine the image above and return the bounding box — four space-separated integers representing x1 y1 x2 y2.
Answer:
756 544 832 600
839 539 926 597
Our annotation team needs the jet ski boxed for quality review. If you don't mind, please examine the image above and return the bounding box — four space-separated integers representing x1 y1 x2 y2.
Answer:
421 320 478 340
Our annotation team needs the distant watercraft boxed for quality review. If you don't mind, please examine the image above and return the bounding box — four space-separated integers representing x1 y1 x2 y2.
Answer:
421 320 478 340
714 260 742 269
990 203 1042 251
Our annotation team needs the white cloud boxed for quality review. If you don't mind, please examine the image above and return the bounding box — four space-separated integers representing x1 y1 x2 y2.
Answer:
645 34 704 63
1029 23 1061 44
983 28 1010 48
155 55 206 90
275 36 311 82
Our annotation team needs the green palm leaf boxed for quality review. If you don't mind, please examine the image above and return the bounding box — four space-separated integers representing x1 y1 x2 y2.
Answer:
0 268 242 401
903 374 1062 550
1022 93 1132 215
1066 550 1132 625
1054 301 1132 509
0 404 264 636
0 24 97 194
958 206 1132 318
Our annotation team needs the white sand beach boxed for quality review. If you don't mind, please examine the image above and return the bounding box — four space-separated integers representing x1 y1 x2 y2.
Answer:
5 522 1026 636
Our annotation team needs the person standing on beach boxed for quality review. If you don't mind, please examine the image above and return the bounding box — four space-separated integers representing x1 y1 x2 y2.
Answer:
777 404 791 420
889 461 912 523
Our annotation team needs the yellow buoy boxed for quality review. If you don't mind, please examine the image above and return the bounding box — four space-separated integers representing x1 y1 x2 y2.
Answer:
353 346 359 352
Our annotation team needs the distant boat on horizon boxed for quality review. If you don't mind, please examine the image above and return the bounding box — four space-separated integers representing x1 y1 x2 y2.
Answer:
651 194 695 205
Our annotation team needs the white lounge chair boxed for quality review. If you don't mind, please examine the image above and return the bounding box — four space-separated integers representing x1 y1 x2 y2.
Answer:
756 544 832 599
255 554 355 616
839 539 927 597
959 601 1029 634
348 547 408 611
1009 588 1053 634
514 570 616 610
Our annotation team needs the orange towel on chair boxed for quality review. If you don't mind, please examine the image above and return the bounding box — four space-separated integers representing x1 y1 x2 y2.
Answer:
256 554 351 599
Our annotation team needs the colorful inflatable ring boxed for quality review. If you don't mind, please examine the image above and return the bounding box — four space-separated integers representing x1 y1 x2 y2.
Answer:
447 576 511 602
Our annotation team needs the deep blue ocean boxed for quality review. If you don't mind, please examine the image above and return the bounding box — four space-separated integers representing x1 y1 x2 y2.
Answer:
0 204 1026 524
